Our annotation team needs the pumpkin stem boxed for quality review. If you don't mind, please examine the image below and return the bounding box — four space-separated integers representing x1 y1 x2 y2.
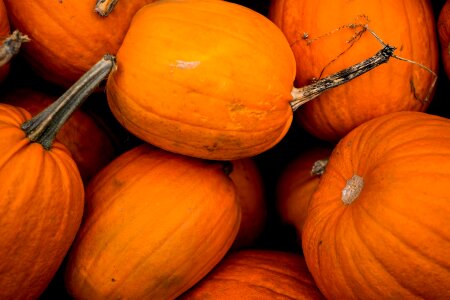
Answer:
21 55 116 150
0 30 30 68
290 44 396 110
95 0 119 17
311 158 329 176
342 174 364 205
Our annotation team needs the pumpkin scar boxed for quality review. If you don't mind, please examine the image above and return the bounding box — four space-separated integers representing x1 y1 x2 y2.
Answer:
171 60 201 70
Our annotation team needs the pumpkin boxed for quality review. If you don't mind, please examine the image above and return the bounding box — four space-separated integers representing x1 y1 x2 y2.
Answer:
3 0 153 87
180 249 325 299
229 158 266 249
438 0 450 79
302 111 450 299
276 147 331 234
64 145 241 300
0 88 117 183
269 0 439 141
106 0 395 160
0 54 114 299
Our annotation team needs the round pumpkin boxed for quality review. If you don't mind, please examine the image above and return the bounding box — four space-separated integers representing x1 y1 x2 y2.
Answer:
180 249 325 299
302 111 450 299
3 0 153 87
229 158 266 249
276 147 331 234
269 0 439 141
0 0 10 81
438 0 450 79
0 88 117 183
64 145 241 300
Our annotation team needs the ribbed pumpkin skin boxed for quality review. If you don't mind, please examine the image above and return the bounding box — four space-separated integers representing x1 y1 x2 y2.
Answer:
276 147 331 234
0 0 10 82
0 104 84 299
3 0 152 87
65 145 241 300
270 0 438 141
229 158 266 249
438 0 450 79
0 89 116 183
302 111 450 299
180 249 325 299
107 0 296 160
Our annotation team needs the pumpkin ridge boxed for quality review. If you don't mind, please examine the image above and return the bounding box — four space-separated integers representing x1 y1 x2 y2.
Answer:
0 137 28 169
350 205 418 297
233 261 318 288
27 1 96 56
357 198 450 286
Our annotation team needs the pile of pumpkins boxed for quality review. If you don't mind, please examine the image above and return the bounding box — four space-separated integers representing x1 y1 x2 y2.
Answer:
0 0 449 299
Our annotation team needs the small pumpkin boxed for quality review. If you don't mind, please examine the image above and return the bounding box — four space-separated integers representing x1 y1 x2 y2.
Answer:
0 88 117 183
106 0 396 160
276 147 331 234
438 0 450 79
0 54 114 299
180 249 325 299
269 0 439 141
64 145 241 300
3 0 153 87
229 158 266 249
302 111 450 299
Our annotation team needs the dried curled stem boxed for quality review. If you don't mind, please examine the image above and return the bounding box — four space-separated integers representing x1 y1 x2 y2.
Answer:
0 30 30 68
95 0 119 17
22 55 116 149
289 24 437 110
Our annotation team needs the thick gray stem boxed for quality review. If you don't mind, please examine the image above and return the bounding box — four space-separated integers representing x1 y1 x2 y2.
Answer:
290 45 396 111
95 0 120 16
21 55 116 149
0 30 30 67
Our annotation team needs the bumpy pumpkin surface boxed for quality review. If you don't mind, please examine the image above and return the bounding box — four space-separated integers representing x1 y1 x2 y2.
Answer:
65 145 241 300
270 0 439 141
0 89 117 183
3 0 152 87
438 0 450 79
0 0 10 81
302 111 450 299
0 104 84 299
180 249 325 299
107 0 296 160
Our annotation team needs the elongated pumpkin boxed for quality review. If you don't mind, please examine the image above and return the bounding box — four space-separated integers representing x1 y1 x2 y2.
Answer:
106 0 397 160
3 0 153 87
64 145 241 300
180 249 325 299
269 0 439 141
302 111 450 299
0 55 115 299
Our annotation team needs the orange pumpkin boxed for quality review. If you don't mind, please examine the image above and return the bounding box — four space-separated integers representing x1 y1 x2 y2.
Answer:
0 54 114 299
180 249 325 299
276 147 331 234
438 0 450 79
269 0 439 141
229 158 266 249
3 0 153 87
0 88 117 183
302 111 450 299
65 145 241 300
